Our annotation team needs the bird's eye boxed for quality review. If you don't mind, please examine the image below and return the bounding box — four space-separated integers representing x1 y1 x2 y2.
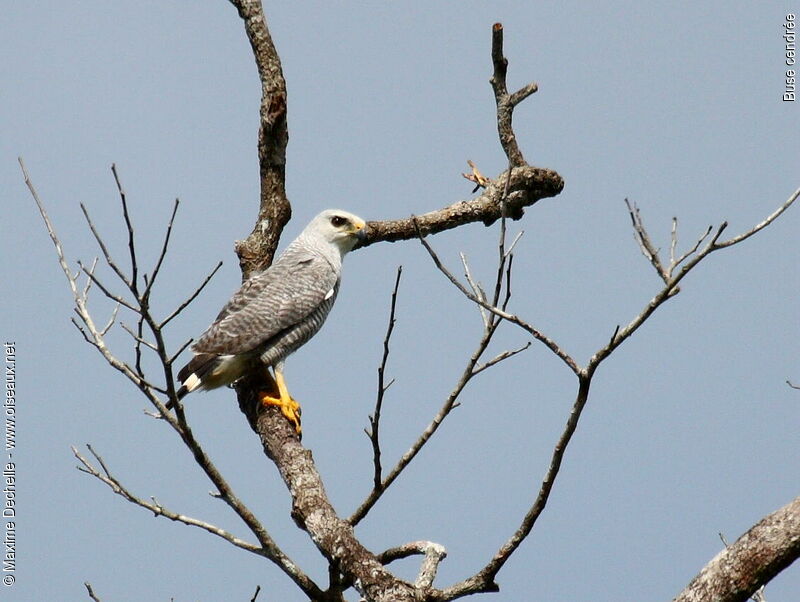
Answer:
330 215 348 227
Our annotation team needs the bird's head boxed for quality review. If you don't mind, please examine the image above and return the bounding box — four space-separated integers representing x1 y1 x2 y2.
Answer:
308 209 367 255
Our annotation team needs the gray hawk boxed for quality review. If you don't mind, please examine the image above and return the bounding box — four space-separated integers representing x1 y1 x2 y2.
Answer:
174 209 367 432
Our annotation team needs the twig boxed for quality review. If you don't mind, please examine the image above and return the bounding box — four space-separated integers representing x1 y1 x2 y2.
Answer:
366 266 403 491
72 445 266 557
670 224 713 277
77 260 138 311
84 582 102 602
494 164 512 307
625 198 669 284
413 218 580 375
713 188 799 248
350 214 523 526
133 312 146 378
120 322 158 352
169 338 195 367
589 188 800 375
472 342 531 376
143 197 180 300
111 164 139 293
670 217 678 266
80 202 132 289
23 159 323 599
440 376 593 599
460 253 489 327
100 304 120 337
504 230 524 259
160 261 223 327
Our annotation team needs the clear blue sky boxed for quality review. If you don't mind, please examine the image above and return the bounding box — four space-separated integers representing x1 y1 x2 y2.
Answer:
2 2 798 600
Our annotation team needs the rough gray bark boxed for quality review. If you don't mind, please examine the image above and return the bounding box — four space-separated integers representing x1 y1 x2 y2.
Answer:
673 496 800 602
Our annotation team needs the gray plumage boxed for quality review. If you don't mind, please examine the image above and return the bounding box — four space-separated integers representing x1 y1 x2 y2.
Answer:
175 209 366 403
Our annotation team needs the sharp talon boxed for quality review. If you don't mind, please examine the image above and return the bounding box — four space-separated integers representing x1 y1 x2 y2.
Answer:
259 391 302 435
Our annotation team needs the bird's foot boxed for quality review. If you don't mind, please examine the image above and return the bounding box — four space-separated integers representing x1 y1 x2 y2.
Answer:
259 391 302 435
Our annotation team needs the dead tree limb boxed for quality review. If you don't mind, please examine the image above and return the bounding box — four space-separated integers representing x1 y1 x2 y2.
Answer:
674 495 800 602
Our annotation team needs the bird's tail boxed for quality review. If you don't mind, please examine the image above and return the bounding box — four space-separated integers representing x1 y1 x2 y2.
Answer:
167 354 221 409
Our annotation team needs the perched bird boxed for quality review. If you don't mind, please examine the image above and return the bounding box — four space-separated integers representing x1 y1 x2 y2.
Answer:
174 209 367 433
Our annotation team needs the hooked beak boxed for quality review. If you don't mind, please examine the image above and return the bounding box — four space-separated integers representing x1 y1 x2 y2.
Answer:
353 220 367 242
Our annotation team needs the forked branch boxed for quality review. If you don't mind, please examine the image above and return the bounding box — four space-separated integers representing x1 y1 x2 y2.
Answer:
22 158 323 600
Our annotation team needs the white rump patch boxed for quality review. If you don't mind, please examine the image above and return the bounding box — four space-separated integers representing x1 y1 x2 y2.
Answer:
184 373 202 393
324 287 335 300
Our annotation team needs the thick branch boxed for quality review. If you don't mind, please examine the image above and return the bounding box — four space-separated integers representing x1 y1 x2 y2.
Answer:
228 0 291 276
674 495 800 602
360 165 563 248
490 23 537 167
237 388 417 602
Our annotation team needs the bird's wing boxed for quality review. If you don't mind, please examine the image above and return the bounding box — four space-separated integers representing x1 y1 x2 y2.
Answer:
191 248 339 356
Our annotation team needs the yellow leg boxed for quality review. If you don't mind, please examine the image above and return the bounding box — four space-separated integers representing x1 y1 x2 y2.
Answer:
259 368 301 434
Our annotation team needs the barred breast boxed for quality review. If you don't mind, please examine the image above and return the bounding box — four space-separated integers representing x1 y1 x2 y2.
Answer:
258 281 340 367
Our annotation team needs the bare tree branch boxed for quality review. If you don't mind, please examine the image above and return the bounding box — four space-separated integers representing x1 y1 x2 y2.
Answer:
490 22 536 167
414 542 448 590
79 202 132 289
350 205 524 528
674 495 800 602
414 220 580 375
714 189 799 248
76 260 138 311
366 266 403 492
438 376 593 600
588 188 800 375
73 444 266 558
227 0 291 276
160 260 223 328
350 310 500 527
119 321 158 352
27 3 799 598
472 341 531 376
719 533 768 602
111 163 139 292
23 159 325 600
84 582 102 602
625 198 670 284
359 164 563 248
237 389 418 602
143 197 180 299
